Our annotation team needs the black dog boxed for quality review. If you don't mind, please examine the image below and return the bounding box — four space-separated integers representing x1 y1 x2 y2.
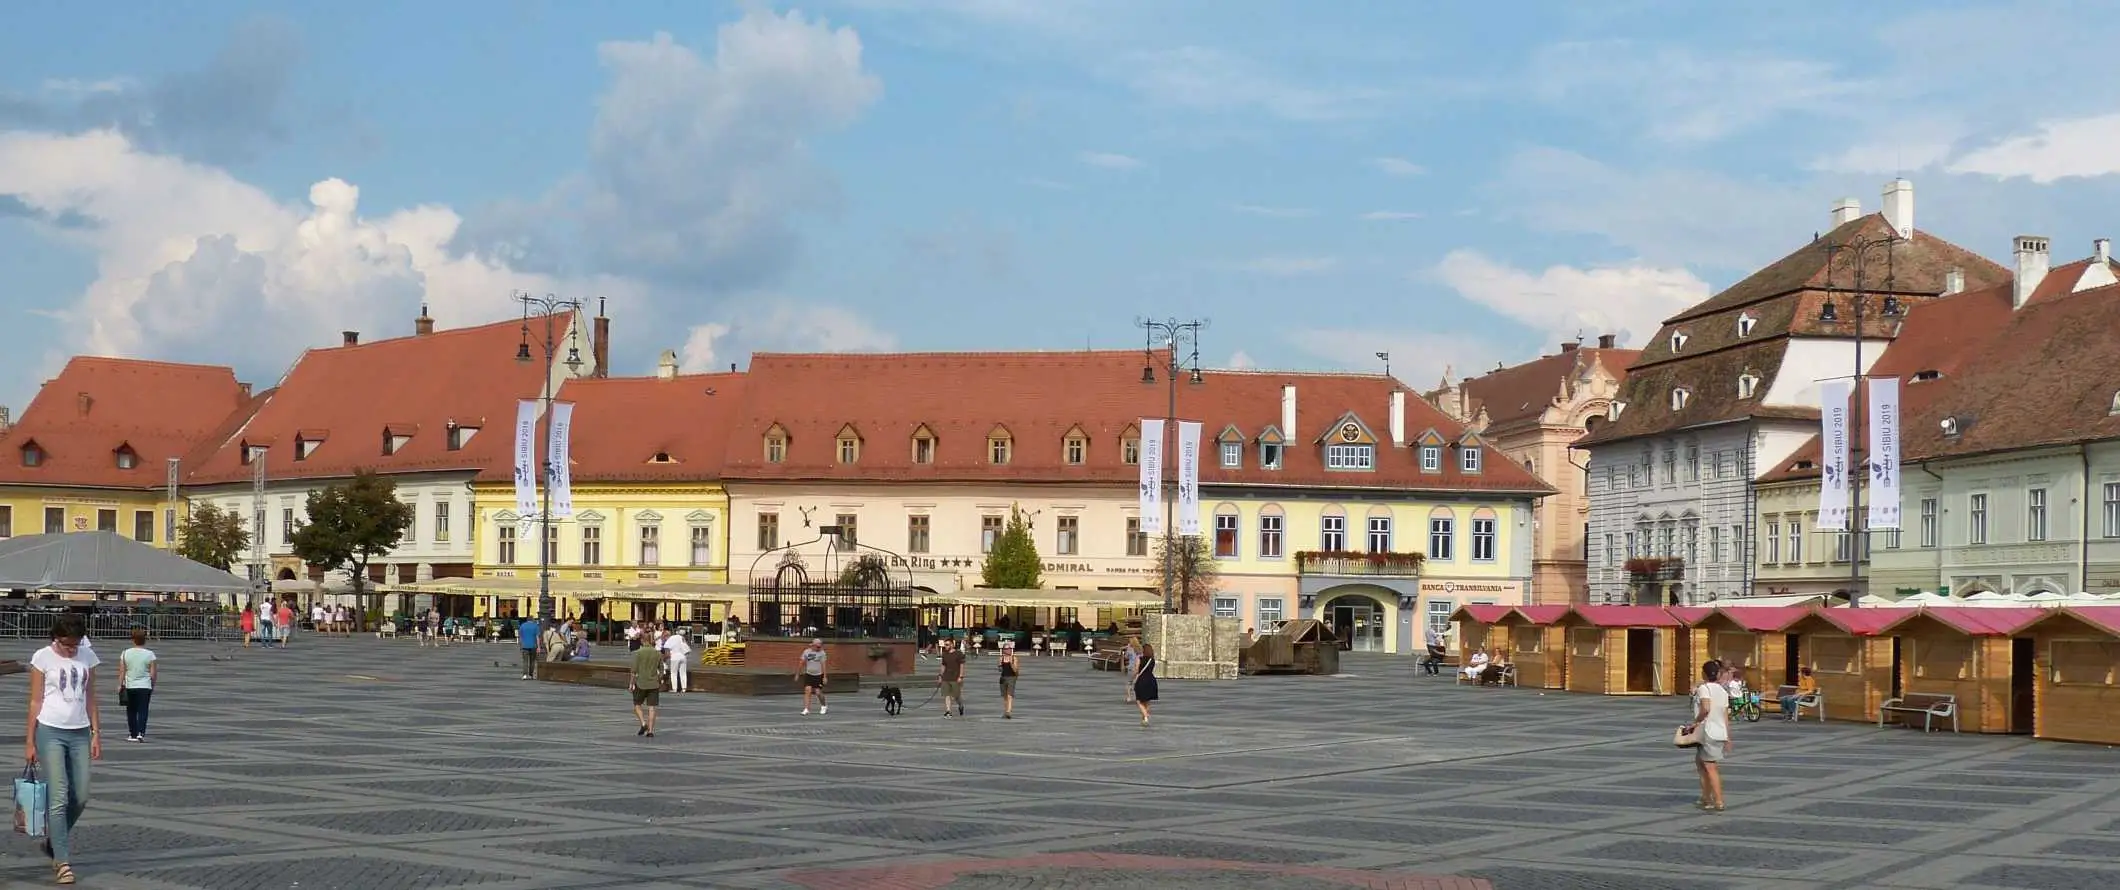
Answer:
877 685 903 715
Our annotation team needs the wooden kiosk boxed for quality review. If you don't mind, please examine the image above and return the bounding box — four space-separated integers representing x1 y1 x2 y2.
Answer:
1451 604 1518 662
2022 606 2120 744
1783 607 1907 722
1557 605 1681 696
1690 606 1813 690
1666 606 1714 696
1888 607 2047 734
1495 605 1572 690
1240 618 1341 675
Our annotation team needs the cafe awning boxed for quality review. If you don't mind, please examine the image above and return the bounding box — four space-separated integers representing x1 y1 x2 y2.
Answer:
610 582 749 603
924 588 1163 609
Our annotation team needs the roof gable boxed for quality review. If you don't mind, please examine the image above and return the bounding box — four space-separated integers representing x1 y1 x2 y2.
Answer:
0 357 251 490
1316 411 1379 446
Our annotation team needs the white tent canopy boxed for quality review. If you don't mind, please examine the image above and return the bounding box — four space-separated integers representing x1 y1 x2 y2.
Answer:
0 532 253 595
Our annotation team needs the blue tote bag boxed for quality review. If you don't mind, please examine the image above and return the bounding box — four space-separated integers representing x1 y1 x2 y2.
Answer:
13 763 46 838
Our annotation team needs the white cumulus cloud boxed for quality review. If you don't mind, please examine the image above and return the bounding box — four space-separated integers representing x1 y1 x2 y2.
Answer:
679 301 898 373
1947 111 2120 183
1370 157 1424 176
1433 249 1709 343
1078 151 1143 170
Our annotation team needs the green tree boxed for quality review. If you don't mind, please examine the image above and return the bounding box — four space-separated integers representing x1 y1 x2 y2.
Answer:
1154 533 1219 614
176 501 250 572
838 554 893 587
980 505 1043 589
288 469 414 627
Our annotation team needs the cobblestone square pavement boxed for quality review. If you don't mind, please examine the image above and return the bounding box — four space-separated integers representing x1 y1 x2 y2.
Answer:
1 636 2115 889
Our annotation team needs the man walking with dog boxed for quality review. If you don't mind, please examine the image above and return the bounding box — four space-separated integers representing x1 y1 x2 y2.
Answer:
938 638 967 718
798 638 829 715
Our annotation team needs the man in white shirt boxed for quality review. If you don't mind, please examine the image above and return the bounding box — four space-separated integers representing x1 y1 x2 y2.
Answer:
660 629 693 693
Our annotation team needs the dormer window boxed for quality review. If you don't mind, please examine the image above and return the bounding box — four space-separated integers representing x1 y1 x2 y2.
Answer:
1669 331 1690 352
764 424 788 463
1460 444 1483 473
911 424 935 464
835 425 862 465
1326 443 1375 470
1737 373 1760 399
1913 370 1941 382
988 426 1014 465
1216 425 1244 469
20 441 44 468
294 435 321 461
1737 313 1757 337
1609 401 1627 420
2111 390 2120 416
1121 426 1141 465
114 445 137 470
1670 388 1691 411
651 451 674 464
239 442 265 466
382 426 412 456
1419 443 1442 472
1064 426 1089 466
1260 442 1282 469
1941 417 1960 437
446 424 478 451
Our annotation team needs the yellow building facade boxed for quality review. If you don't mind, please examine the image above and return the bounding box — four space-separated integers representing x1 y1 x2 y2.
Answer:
0 488 183 547
466 481 733 622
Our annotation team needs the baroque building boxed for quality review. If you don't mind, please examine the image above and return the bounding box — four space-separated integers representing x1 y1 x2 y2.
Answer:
1430 334 1638 603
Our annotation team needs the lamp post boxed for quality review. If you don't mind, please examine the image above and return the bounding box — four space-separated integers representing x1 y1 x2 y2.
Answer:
515 292 585 622
1817 236 1905 608
1138 317 1207 612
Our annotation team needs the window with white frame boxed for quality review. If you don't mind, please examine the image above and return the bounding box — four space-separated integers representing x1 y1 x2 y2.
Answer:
1367 516 1392 552
1125 517 1148 556
908 515 931 554
1219 441 1241 468
1065 436 1086 465
1661 447 1677 485
1737 313 1757 337
544 523 559 564
498 525 517 564
1670 331 1689 352
1707 525 1722 563
1258 513 1284 558
1429 515 1454 560
1919 498 1938 547
1260 442 1282 469
1321 515 1347 551
1833 530 1851 563
1256 597 1285 625
1765 520 1780 563
982 515 1003 553
1969 493 1988 545
1737 373 1759 399
1426 599 1455 635
1057 516 1079 555
1214 513 1239 558
2105 483 2120 538
1729 524 1743 563
1419 444 1441 472
582 525 603 565
1684 442 1699 481
2028 488 2049 542
1788 518 1803 562
1326 444 1375 470
434 501 451 543
690 523 713 565
639 524 660 565
757 513 779 551
1670 388 1690 411
1460 446 1482 473
1471 516 1496 561
1212 596 1239 619
1604 532 1616 565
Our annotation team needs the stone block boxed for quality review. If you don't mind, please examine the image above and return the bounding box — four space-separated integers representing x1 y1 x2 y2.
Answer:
1145 612 1239 680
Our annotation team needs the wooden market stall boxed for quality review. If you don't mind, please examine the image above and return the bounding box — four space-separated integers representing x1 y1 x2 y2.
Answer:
1666 606 1714 697
1691 606 1814 691
1494 605 1572 690
1556 605 1681 696
1240 618 1341 675
1889 607 2047 734
1451 604 1518 662
1783 607 1909 722
2021 606 2120 745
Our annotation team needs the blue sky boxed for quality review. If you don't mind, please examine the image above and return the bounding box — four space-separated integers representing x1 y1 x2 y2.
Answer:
3 0 2118 412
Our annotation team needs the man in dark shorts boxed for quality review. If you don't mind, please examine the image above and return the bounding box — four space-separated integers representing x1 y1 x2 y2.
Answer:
798 638 829 716
630 639 663 737
938 638 966 717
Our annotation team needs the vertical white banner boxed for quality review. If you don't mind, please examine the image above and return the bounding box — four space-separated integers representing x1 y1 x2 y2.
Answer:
1138 419 1165 535
1818 380 1853 531
1176 421 1202 536
547 401 575 518
513 400 539 516
1868 377 1902 530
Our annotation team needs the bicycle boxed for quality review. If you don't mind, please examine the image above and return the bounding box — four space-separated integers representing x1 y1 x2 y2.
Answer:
1730 691 1764 723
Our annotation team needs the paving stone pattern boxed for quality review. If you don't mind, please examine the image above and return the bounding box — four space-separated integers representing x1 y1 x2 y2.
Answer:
0 638 2114 888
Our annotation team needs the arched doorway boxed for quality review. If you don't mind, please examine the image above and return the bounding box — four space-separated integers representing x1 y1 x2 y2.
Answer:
275 568 297 581
1317 589 1391 653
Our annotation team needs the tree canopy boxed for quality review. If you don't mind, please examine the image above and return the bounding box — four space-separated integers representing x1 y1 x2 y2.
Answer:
288 470 414 619
176 501 250 572
980 505 1043 589
1154 533 1218 614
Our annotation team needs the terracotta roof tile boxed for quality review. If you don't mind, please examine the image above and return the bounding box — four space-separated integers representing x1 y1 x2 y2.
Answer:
1453 347 1640 431
185 315 573 486
722 351 1554 495
1580 214 2008 448
0 357 251 490
475 372 748 483
1901 281 2120 461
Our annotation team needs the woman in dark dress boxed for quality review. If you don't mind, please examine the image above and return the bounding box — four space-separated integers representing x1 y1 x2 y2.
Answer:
1131 642 1159 726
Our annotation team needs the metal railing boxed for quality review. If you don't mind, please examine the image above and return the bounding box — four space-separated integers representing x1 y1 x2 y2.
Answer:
1296 556 1424 578
0 605 238 641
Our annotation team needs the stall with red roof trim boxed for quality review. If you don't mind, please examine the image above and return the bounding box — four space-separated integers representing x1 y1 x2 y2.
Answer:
1495 605 1571 689
1782 608 1909 722
1555 605 1682 695
1666 606 1714 699
1889 607 2047 734
1449 604 1517 664
1688 606 1813 694
2022 606 2120 745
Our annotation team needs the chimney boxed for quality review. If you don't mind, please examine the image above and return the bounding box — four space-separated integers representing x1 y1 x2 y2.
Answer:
1389 391 1407 446
592 298 610 379
2097 238 2112 265
342 331 360 346
0 406 9 433
1559 341 1579 353
656 349 679 380
1280 384 1297 437
1830 198 1861 227
2013 235 2051 309
76 392 91 417
414 304 434 336
237 382 252 400
1882 178 1914 239
1943 268 1965 296
1597 333 1616 349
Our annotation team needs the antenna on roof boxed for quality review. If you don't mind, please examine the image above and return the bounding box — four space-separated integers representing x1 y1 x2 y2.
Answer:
1375 352 1390 378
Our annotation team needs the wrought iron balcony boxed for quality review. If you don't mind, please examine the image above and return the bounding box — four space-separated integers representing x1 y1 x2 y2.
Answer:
1295 550 1425 579
1624 557 1685 581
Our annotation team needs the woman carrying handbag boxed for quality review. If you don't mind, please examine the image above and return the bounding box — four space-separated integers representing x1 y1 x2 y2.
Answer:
25 616 101 884
1685 659 1733 812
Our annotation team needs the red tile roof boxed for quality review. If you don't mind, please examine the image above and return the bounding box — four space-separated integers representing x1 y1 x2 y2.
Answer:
0 357 251 490
1565 604 1682 627
1900 281 2120 461
1808 608 1913 636
1666 606 1714 626
1454 347 1640 431
1452 604 1516 624
475 372 748 483
186 315 572 486
1706 605 1813 632
2028 606 2120 637
1911 606 2050 636
721 351 1553 495
1508 605 1573 625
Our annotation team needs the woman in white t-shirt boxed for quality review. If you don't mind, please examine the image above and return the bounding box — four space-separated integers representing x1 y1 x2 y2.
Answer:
25 616 102 884
1692 658 1733 813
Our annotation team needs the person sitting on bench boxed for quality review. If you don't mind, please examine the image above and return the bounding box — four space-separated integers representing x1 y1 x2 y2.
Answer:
1778 667 1816 721
1419 629 1448 675
1478 650 1511 686
1460 648 1490 681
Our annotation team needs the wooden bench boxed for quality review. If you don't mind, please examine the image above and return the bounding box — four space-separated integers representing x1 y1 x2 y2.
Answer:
1878 692 1957 732
1088 650 1125 671
1775 685 1826 723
